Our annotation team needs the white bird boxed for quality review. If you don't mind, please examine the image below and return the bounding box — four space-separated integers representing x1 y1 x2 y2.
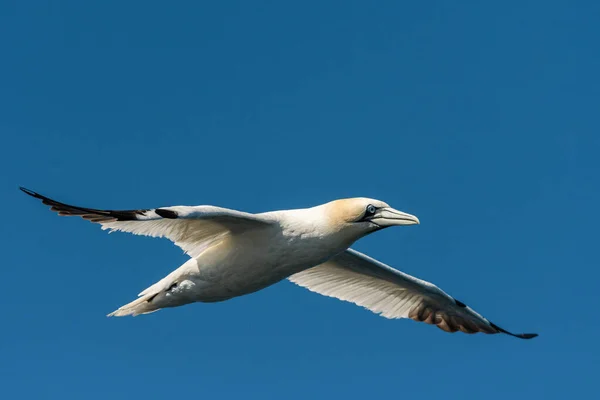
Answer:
21 187 537 339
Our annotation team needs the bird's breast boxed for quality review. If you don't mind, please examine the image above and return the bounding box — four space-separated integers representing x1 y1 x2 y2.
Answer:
194 224 344 297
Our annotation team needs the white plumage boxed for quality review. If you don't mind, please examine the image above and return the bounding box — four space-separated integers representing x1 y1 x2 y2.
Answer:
20 187 537 339
100 206 270 258
289 249 499 334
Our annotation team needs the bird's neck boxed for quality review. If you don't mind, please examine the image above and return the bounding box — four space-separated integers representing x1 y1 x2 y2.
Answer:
277 207 364 252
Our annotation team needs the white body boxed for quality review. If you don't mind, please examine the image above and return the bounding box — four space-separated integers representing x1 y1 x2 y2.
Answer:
143 207 361 308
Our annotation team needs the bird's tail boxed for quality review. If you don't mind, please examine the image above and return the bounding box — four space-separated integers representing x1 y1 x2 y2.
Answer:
107 258 199 317
107 292 161 317
107 274 175 317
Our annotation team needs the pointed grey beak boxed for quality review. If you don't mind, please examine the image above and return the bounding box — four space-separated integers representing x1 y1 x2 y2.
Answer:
370 207 420 227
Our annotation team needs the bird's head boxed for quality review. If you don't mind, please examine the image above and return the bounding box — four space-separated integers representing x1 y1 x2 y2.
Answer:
322 197 419 243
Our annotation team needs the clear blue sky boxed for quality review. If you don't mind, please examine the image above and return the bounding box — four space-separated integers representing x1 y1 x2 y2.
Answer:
1 1 597 398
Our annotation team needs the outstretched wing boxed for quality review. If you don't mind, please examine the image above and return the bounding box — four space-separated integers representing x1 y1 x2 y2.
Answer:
21 187 272 258
289 248 537 339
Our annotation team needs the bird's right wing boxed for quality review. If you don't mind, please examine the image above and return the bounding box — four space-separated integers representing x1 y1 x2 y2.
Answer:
289 248 537 339
21 187 273 258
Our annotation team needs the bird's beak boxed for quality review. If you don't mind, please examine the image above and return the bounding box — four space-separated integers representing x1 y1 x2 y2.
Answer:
370 207 420 227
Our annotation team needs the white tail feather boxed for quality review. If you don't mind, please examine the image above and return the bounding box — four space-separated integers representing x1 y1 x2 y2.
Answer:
107 292 161 317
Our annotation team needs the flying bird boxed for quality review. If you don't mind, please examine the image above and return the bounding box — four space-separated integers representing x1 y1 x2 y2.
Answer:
20 187 537 339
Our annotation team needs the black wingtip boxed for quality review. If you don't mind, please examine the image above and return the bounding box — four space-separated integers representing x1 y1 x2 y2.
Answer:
490 322 538 340
515 333 539 340
20 186 42 199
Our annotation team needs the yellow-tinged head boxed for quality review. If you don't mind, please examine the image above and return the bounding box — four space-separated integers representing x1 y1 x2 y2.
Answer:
323 197 419 234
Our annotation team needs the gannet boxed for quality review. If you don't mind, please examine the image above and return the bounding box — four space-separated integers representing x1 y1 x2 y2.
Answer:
20 187 537 339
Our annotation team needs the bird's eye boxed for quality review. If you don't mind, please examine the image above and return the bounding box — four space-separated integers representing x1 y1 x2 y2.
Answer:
366 205 377 215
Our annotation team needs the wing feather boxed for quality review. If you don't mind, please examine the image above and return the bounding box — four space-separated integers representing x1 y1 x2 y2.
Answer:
289 248 537 339
21 187 272 258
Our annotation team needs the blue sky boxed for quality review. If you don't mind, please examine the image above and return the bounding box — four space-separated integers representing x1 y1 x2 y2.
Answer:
1 1 598 398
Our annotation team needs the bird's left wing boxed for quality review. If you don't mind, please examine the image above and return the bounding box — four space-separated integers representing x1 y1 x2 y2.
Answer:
289 248 537 339
21 187 273 258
